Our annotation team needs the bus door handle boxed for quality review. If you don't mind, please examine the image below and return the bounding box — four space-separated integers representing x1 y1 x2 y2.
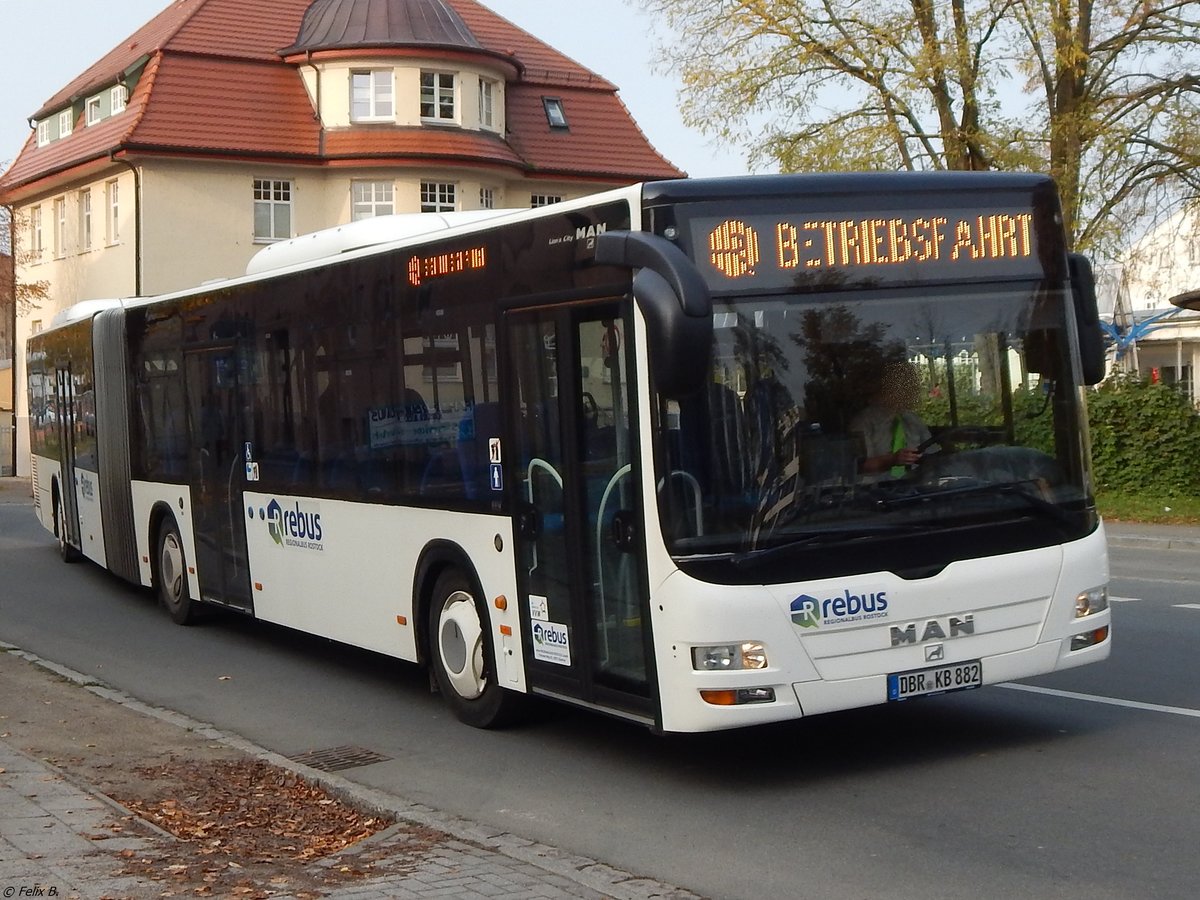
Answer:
610 510 637 553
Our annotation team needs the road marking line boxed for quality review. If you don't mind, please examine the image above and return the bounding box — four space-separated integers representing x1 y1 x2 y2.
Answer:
1175 604 1200 611
1108 596 1141 603
1113 579 1200 589
998 683 1200 719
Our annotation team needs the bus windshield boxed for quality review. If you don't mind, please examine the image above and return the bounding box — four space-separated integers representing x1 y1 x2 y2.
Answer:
655 282 1097 582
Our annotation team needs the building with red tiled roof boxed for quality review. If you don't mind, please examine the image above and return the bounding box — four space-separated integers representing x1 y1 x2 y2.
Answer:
0 0 683 475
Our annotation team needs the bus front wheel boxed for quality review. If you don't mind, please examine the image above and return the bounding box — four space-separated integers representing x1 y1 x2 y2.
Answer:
156 517 198 625
428 568 520 728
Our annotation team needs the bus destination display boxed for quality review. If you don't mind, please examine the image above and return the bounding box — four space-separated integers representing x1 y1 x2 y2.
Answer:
407 245 488 287
691 209 1043 290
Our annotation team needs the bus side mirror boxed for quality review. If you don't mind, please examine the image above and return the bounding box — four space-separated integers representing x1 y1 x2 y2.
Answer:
595 231 712 398
1068 253 1106 385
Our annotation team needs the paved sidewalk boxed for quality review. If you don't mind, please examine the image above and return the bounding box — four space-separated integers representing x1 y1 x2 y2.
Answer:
0 741 166 900
0 647 698 900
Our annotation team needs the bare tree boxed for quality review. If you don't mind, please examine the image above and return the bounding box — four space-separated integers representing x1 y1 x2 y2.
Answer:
638 0 1200 257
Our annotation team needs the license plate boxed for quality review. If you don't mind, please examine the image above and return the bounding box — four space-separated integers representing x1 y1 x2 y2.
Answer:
887 660 982 701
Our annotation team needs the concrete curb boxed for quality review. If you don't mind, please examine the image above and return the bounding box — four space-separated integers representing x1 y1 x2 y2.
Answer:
0 641 701 900
1107 535 1200 553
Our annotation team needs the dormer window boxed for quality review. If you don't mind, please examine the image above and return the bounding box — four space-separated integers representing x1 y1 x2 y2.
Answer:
543 97 568 130
421 71 457 122
86 97 102 126
36 120 50 147
351 70 393 122
111 85 128 114
59 109 74 137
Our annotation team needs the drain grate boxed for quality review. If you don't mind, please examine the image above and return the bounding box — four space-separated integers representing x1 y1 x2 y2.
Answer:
288 745 393 772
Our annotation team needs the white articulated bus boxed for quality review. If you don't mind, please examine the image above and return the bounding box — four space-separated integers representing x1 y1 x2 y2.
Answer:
26 173 1111 733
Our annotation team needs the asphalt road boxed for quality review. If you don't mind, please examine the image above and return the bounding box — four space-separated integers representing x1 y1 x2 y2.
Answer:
2 503 1198 900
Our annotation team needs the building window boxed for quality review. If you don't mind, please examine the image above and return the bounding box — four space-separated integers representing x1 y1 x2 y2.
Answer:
36 121 50 147
478 79 497 129
420 182 457 213
31 320 43 335
531 194 563 208
59 109 74 138
30 207 43 258
479 187 496 210
79 190 92 251
254 178 292 242
53 198 67 258
542 97 568 130
106 180 120 244
351 181 394 221
351 70 393 121
86 97 102 126
111 85 128 114
420 72 457 122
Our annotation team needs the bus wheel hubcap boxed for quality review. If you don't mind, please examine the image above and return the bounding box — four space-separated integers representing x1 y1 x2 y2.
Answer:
438 591 485 700
161 534 183 602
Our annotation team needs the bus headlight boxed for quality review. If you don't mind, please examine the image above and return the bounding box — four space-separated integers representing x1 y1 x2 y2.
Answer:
692 642 768 671
1075 586 1109 617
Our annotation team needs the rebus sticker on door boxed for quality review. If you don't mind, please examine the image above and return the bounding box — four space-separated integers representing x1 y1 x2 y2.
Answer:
532 620 571 666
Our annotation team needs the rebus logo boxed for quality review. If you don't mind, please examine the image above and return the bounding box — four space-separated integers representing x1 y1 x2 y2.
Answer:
265 498 325 551
533 622 569 647
791 589 889 629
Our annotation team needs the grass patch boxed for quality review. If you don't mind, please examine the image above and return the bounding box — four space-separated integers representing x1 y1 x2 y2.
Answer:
1095 490 1200 524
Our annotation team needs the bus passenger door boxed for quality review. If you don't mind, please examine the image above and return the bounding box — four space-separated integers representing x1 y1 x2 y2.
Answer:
504 301 656 723
184 345 254 612
54 366 81 550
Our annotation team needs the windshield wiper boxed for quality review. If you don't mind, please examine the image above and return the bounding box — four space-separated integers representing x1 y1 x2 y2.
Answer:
876 480 1078 527
730 524 924 567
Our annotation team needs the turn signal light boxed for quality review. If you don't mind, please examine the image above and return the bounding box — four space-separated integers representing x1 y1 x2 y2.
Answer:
700 687 776 706
1070 626 1109 651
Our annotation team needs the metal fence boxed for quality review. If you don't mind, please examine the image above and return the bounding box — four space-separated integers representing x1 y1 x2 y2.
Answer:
1 414 14 476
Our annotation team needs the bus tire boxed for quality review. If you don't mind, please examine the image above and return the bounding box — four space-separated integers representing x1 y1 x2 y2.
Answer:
156 516 198 625
54 487 80 564
428 568 521 728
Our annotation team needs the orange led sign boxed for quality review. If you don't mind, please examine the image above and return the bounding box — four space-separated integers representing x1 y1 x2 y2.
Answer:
407 246 488 287
695 210 1041 289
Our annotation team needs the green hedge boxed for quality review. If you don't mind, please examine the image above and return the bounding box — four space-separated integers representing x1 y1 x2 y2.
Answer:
1085 376 1200 496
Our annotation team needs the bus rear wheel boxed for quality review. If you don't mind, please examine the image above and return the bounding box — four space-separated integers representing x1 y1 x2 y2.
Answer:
156 517 198 625
428 568 521 728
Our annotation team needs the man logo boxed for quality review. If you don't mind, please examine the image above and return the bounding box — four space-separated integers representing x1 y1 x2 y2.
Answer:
890 615 975 646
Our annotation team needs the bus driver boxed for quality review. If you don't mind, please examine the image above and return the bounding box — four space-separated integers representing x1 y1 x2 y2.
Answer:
851 360 933 480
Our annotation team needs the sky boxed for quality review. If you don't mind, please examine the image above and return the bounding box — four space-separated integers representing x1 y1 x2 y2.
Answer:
0 0 756 179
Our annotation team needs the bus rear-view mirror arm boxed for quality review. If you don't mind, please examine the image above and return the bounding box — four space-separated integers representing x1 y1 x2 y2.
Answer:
595 231 713 398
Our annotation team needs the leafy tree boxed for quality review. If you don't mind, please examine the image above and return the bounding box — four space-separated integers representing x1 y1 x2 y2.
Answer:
638 0 1200 257
1 204 49 316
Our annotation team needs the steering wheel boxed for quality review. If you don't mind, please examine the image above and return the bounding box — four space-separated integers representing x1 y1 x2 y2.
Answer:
916 426 974 455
